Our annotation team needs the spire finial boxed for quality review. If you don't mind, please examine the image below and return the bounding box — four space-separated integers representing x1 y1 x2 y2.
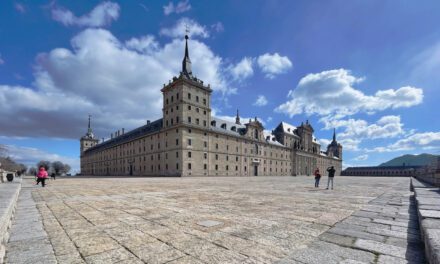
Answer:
88 114 91 131
182 25 192 77
235 109 241 125
333 128 336 142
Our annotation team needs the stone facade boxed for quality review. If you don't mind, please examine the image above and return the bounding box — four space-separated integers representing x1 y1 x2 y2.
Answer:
80 35 342 177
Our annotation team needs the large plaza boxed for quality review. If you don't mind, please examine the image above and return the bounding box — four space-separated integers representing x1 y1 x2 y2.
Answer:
4 176 427 263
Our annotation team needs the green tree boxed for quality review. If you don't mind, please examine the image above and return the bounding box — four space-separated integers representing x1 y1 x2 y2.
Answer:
37 160 51 171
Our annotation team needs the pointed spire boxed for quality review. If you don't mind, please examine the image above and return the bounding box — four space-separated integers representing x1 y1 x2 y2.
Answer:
182 32 192 77
235 109 241 125
88 114 92 134
333 128 336 142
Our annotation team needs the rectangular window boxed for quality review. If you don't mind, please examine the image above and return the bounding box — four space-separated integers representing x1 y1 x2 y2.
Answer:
188 151 192 158
188 117 191 123
226 156 229 161
215 154 218 160
196 96 199 102
204 164 207 170
176 163 179 169
236 156 239 162
203 98 206 105
188 163 191 170
196 108 199 113
177 93 179 99
216 143 218 149
176 139 179 146
176 151 178 158
203 120 207 127
188 93 191 99
176 116 179 123
215 164 218 170
196 118 199 125
204 141 207 147
188 139 192 146
188 105 191 110
226 165 229 171
204 153 207 159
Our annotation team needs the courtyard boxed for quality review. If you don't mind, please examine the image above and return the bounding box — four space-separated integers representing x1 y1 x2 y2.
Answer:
5 176 426 263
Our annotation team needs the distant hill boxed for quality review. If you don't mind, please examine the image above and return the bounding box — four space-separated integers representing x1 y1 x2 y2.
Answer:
379 153 439 167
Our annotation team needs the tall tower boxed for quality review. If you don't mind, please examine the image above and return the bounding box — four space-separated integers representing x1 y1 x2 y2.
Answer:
80 115 99 155
161 33 213 130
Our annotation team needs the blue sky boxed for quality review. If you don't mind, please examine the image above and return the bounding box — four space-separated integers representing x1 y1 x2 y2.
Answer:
1 0 439 173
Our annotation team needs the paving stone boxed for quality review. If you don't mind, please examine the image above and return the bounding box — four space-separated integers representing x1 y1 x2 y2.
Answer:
377 255 410 264
419 209 440 219
354 239 424 262
3 176 429 264
424 228 440 264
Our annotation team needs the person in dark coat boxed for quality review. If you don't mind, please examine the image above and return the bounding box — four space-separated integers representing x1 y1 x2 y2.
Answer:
326 166 336 190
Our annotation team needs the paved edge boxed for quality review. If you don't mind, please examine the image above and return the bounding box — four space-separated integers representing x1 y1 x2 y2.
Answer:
411 177 440 264
0 177 22 264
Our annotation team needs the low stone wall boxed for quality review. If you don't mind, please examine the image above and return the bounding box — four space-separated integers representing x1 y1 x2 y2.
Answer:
0 178 21 263
416 172 440 187
411 177 440 264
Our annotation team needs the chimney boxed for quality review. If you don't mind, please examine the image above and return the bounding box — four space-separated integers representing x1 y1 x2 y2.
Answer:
122 128 125 134
147 120 151 125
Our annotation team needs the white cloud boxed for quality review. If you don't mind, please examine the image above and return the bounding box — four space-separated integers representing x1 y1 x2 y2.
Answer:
4 144 79 173
257 53 292 79
276 69 423 118
353 154 368 161
229 57 254 81
0 28 235 139
163 0 191 15
321 115 404 140
51 1 120 27
267 116 273 123
253 95 268 107
369 132 440 152
14 3 26 13
319 115 405 151
160 17 209 38
211 22 224 32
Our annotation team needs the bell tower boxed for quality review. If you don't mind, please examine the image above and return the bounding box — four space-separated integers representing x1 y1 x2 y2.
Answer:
80 115 99 155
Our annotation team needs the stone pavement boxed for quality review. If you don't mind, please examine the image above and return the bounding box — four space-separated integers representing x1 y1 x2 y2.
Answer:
5 176 428 263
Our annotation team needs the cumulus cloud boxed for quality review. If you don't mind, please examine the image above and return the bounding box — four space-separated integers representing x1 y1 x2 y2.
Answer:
163 0 191 15
322 115 404 140
4 144 79 172
229 57 254 81
51 1 120 27
253 95 268 107
353 154 368 161
14 3 26 13
160 17 209 38
369 132 440 152
257 53 292 79
276 69 423 118
211 22 224 32
0 28 235 139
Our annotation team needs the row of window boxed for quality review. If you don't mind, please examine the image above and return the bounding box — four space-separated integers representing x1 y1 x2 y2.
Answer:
165 92 207 105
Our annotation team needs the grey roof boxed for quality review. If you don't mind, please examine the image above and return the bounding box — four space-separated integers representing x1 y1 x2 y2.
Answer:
210 117 246 136
84 119 163 154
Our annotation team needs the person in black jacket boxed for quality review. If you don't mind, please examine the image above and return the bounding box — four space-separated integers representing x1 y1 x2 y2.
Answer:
326 166 336 190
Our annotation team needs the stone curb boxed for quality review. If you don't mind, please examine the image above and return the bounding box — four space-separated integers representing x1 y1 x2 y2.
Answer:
0 177 22 264
411 177 440 264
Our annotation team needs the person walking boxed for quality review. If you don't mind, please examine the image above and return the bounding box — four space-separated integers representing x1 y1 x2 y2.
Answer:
36 166 48 187
314 168 321 188
326 166 336 190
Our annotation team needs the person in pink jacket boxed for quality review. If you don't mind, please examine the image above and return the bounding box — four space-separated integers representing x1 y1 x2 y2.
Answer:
36 166 48 187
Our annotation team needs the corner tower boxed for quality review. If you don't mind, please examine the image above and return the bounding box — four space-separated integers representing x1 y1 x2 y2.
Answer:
80 115 99 155
161 33 213 130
